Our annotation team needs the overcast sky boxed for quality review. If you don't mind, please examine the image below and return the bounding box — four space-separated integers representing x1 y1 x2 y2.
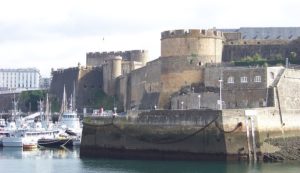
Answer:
0 0 299 77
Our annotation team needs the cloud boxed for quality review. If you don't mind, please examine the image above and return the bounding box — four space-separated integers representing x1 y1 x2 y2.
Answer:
0 0 299 77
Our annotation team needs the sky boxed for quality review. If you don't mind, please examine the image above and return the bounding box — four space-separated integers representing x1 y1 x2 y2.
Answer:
0 0 299 77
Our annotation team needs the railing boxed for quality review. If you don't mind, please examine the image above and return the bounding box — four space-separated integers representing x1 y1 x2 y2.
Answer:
0 88 45 95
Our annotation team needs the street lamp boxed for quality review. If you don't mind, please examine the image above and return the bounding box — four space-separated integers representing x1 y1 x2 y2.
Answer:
198 94 201 109
181 101 184 110
219 78 223 110
154 105 157 110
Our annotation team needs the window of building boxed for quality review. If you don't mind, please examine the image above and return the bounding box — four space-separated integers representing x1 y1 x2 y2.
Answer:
240 76 248 83
254 76 261 82
227 76 234 84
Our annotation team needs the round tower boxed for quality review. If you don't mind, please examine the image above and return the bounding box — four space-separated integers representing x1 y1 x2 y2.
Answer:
160 29 224 64
111 56 122 79
129 50 149 66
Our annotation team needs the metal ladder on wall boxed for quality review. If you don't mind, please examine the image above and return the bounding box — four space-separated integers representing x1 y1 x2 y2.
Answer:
245 110 257 162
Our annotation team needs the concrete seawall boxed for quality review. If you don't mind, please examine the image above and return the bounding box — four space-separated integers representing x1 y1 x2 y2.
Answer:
80 109 300 161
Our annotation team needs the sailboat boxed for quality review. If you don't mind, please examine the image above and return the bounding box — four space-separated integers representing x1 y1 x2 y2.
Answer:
38 84 82 148
3 96 61 148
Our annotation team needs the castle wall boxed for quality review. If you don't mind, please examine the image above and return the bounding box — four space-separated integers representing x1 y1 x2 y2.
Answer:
171 67 272 110
102 63 112 95
127 67 147 109
86 50 148 67
124 59 162 110
158 57 204 109
115 75 128 111
222 41 288 62
118 56 204 110
49 67 79 105
77 67 103 111
204 67 267 88
161 29 224 64
138 59 162 110
49 66 103 112
276 69 300 111
171 92 219 110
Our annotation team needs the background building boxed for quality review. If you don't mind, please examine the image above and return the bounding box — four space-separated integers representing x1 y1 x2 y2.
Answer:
0 68 40 91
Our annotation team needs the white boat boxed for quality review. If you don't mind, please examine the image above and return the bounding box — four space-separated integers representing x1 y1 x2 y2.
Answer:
2 129 59 147
58 84 82 146
0 130 10 147
0 118 5 128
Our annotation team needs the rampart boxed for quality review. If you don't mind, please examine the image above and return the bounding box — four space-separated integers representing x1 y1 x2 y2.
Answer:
49 66 103 112
161 29 223 39
86 50 148 67
222 44 288 62
222 38 300 62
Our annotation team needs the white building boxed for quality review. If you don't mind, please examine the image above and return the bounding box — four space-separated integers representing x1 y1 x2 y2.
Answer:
0 68 41 91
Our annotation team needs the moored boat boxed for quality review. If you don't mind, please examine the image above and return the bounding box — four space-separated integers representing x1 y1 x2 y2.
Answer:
23 141 38 150
2 129 59 147
37 138 73 148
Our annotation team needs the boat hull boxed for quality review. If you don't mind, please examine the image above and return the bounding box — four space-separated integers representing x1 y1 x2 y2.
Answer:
2 138 23 147
38 138 73 148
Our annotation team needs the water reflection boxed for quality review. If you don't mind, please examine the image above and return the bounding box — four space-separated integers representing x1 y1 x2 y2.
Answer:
0 147 80 159
80 159 300 173
1 147 300 173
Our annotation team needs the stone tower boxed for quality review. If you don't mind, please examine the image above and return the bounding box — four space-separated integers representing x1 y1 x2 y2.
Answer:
103 56 123 96
111 56 122 79
160 29 224 65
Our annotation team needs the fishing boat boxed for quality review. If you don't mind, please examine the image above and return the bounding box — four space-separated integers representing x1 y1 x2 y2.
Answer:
58 85 82 146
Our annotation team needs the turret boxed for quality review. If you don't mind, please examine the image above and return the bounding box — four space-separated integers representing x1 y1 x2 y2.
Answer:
111 56 122 79
160 29 224 65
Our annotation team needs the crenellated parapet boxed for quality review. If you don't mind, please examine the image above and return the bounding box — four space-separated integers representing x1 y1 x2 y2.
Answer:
86 50 148 67
161 29 223 40
161 29 224 64
225 39 289 45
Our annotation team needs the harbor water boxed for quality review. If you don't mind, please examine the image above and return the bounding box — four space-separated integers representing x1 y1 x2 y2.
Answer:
0 147 300 173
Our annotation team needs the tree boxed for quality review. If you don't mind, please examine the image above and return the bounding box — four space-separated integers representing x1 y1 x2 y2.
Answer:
19 90 46 112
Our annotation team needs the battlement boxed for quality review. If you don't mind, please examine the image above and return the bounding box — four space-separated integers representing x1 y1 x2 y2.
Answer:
225 39 290 46
86 50 148 58
52 66 100 75
161 29 224 40
86 49 148 67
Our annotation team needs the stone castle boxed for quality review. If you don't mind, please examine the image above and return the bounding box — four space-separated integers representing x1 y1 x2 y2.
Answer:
49 27 300 112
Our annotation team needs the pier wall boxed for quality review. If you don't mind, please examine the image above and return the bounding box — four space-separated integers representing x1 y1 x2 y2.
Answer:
80 108 300 160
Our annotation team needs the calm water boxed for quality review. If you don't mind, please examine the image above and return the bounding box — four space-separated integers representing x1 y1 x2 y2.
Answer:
0 147 300 173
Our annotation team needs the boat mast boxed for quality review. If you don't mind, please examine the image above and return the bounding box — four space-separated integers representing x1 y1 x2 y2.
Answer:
45 93 49 126
59 85 67 120
72 81 76 112
39 99 43 122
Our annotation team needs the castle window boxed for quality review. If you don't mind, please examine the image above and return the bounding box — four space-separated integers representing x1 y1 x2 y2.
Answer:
254 76 261 83
240 76 248 83
227 76 234 84
244 41 247 45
